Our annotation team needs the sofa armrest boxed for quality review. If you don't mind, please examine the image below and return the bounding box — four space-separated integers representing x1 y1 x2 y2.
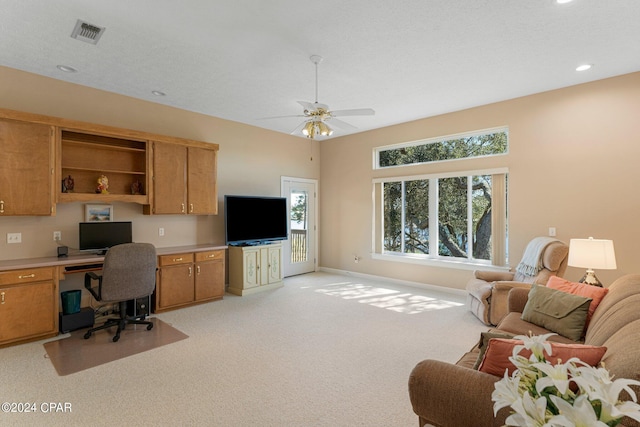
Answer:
474 270 515 282
408 359 510 427
485 281 531 325
507 287 530 313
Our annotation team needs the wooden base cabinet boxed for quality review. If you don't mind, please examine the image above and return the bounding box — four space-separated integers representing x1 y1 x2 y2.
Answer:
228 242 283 296
154 250 224 312
0 267 58 347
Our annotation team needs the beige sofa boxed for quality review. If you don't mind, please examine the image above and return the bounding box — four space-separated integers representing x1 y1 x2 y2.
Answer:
409 274 640 427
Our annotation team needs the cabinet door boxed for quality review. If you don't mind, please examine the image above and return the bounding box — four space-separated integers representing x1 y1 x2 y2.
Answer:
187 147 217 215
195 260 224 300
266 245 283 285
152 142 187 214
0 281 56 343
243 249 260 289
157 264 194 309
0 119 54 216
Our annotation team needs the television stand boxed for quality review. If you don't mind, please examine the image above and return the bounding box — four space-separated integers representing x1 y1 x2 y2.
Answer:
228 242 283 296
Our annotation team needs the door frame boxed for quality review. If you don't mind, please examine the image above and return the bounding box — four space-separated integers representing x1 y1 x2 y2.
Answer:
281 176 318 277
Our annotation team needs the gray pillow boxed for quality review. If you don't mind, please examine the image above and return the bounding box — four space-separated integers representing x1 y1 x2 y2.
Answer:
521 284 591 341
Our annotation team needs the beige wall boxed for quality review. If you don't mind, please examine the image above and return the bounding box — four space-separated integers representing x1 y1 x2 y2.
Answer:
0 66 320 272
2 65 639 293
320 72 640 290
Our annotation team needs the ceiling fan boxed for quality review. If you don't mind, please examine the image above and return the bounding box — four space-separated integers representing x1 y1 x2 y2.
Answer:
275 55 375 139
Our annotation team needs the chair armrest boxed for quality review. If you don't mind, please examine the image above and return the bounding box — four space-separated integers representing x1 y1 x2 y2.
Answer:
507 287 530 313
84 271 103 301
474 270 514 282
408 359 509 427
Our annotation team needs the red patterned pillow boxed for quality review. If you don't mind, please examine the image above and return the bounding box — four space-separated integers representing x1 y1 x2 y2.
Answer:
477 338 607 377
546 276 608 326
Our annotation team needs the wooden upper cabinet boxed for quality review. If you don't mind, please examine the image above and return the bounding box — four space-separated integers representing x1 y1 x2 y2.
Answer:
188 146 218 215
0 118 54 216
149 141 218 215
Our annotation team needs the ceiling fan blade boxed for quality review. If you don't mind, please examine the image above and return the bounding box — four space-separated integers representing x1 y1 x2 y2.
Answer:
330 108 375 117
297 100 330 112
258 114 307 120
327 117 358 131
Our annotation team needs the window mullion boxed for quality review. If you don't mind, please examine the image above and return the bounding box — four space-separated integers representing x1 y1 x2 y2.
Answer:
400 181 406 254
467 176 473 261
429 178 438 257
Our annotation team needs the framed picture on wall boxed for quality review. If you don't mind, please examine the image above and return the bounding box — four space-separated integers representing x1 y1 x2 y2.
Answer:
85 204 113 222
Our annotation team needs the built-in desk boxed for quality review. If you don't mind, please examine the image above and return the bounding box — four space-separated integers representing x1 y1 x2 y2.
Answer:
0 244 227 347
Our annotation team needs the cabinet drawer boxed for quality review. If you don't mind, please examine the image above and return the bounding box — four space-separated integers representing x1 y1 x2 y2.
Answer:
158 253 194 267
195 250 224 262
0 267 55 286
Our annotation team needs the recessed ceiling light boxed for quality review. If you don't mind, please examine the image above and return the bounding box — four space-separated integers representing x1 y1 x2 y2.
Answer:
576 64 592 72
556 0 574 4
151 90 166 96
56 65 77 73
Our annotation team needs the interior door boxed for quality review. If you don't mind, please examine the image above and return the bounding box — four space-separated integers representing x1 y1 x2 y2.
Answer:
282 178 317 277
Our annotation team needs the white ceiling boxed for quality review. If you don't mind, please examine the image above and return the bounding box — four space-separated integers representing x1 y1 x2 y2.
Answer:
1 0 639 139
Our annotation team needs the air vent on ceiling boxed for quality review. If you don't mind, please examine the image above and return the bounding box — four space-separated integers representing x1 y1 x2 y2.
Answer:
70 19 106 45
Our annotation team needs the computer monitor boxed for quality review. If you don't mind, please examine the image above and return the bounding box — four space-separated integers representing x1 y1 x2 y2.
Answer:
79 221 133 254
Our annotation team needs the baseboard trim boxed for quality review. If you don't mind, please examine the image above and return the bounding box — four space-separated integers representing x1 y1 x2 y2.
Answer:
317 267 468 298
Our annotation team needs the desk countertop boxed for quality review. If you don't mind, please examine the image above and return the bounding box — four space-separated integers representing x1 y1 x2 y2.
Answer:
0 243 228 272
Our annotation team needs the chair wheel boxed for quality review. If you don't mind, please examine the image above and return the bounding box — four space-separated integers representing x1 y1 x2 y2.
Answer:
112 335 120 342
84 332 92 339
147 324 153 331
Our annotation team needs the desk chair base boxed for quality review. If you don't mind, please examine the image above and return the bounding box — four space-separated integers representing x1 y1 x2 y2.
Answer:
84 300 153 342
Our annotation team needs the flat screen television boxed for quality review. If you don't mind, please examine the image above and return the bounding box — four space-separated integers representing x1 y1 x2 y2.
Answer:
224 195 288 246
79 221 133 254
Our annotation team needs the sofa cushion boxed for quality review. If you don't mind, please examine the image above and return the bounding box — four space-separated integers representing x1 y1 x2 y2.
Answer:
521 284 591 341
546 276 608 328
472 331 515 369
477 337 607 377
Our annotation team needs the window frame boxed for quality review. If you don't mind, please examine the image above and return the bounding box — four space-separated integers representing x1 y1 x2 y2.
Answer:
372 167 509 271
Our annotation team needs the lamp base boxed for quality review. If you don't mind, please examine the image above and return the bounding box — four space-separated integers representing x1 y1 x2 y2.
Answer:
578 269 603 287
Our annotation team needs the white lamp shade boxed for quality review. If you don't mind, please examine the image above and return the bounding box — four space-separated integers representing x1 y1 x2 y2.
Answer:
568 237 617 270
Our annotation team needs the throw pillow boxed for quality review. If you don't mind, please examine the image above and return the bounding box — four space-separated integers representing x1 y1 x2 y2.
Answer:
472 331 516 370
521 284 591 341
477 337 607 377
546 276 608 327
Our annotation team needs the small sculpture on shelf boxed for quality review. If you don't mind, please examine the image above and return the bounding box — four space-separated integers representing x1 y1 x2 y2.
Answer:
61 175 74 193
96 174 109 194
131 179 143 195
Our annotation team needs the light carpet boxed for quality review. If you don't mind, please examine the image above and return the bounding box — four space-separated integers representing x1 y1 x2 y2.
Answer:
0 271 486 426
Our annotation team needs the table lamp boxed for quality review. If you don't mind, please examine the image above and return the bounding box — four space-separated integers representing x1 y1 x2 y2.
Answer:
567 237 617 287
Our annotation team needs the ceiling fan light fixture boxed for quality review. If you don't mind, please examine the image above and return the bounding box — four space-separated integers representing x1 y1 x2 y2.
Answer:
318 121 333 136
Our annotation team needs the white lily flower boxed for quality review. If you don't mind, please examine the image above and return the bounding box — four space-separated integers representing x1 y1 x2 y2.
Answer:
548 394 608 427
507 392 549 427
513 332 557 361
493 370 523 415
533 360 572 395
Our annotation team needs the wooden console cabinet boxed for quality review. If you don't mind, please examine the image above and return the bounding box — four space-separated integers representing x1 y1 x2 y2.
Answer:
0 267 58 347
0 118 55 216
154 249 225 312
228 242 283 296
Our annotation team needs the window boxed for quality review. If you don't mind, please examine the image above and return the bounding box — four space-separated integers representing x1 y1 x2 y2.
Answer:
373 128 508 267
376 170 507 266
375 127 508 169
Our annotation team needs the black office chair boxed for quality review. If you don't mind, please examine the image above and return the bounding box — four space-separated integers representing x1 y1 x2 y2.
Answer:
83 242 157 342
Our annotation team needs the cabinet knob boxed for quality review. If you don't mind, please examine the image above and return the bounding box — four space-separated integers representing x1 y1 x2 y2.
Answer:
196 265 201 275
173 257 183 262
188 266 192 277
190 203 194 213
0 200 4 213
18 273 36 279
1 291 4 304
181 203 185 213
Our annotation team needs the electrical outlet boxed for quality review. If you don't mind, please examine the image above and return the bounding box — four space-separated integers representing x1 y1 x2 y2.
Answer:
159 227 165 236
53 231 62 241
7 233 22 244
548 227 557 237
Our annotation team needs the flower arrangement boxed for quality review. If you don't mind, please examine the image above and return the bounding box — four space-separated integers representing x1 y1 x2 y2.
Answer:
492 333 640 426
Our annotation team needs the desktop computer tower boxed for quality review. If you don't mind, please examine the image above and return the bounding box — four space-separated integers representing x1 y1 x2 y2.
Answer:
126 295 151 318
